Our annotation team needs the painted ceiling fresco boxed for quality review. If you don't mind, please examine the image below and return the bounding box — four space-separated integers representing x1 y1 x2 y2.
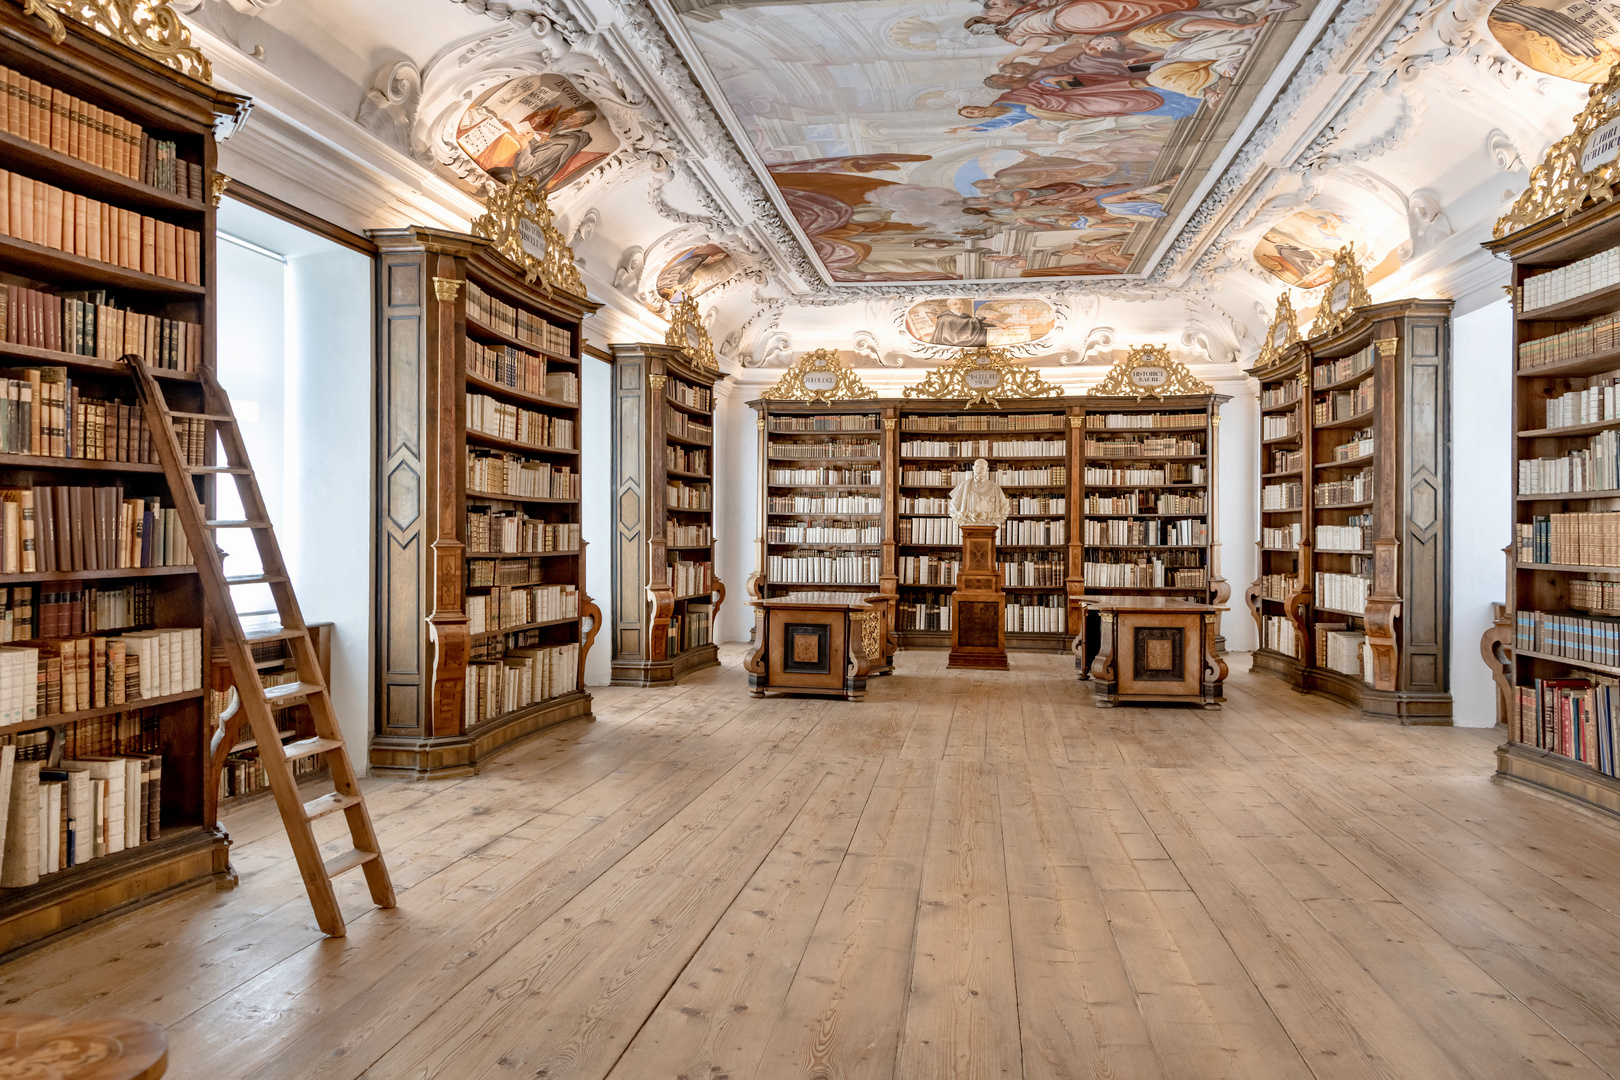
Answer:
656 244 738 298
456 74 620 190
904 298 1056 345
1487 0 1620 81
676 0 1318 283
1253 210 1369 288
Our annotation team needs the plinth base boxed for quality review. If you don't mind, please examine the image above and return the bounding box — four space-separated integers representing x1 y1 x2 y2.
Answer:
948 651 1010 670
947 525 1008 670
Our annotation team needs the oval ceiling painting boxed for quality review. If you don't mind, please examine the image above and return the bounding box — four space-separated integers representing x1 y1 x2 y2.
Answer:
1254 210 1368 290
904 298 1056 348
656 244 736 300
1488 0 1620 82
456 73 621 191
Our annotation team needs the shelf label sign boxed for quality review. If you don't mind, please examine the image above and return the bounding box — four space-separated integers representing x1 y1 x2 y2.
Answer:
518 209 548 260
802 371 839 393
1582 117 1620 172
965 368 1001 390
1130 366 1169 388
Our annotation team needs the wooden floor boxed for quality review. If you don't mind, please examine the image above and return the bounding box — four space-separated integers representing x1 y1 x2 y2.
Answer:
3 648 1620 1079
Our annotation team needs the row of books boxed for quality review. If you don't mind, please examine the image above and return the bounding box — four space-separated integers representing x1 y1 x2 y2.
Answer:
1082 559 1206 589
904 414 1061 432
1515 609 1620 667
1572 578 1620 614
898 517 961 546
902 466 1070 488
1313 383 1374 425
765 553 879 585
0 66 201 196
466 556 553 588
899 554 957 586
1263 614 1302 658
0 369 205 464
1269 448 1304 473
768 522 881 544
1515 512 1620 566
1315 572 1370 615
666 522 712 546
1082 464 1200 485
465 451 581 501
465 393 576 450
900 438 1064 459
1521 246 1620 312
1001 554 1066 588
1518 431 1620 493
0 581 152 641
897 596 951 631
1261 414 1299 440
669 557 712 599
1514 678 1620 775
0 171 200 284
0 626 200 724
1082 492 1206 514
1323 628 1371 680
465 281 572 356
664 407 712 445
1317 524 1367 551
1084 412 1204 429
1518 312 1620 370
1005 595 1064 633
1258 573 1294 601
767 467 877 487
3 285 202 370
0 487 190 573
219 737 322 801
1260 379 1304 410
1000 518 1067 545
1262 523 1301 549
768 494 882 514
463 642 579 726
1084 517 1206 547
770 439 877 460
665 378 711 413
465 583 578 635
770 415 876 432
466 340 578 402
676 601 713 652
1085 436 1203 458
665 445 708 475
464 509 579 555
1539 372 1620 428
1314 344 1374 387
0 749 163 887
666 480 712 510
1328 432 1374 462
1316 467 1374 506
1262 481 1304 510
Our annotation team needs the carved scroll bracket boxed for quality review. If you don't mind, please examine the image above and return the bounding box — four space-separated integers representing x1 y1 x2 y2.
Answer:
25 0 212 81
1497 60 1620 237
1087 344 1212 399
902 346 1062 408
760 348 876 403
469 175 585 298
1308 246 1372 339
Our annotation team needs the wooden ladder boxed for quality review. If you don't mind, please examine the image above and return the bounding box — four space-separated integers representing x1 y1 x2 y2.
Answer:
126 355 395 937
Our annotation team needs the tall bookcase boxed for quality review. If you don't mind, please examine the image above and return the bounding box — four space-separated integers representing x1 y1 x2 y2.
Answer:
0 4 248 954
1488 191 1620 811
609 342 724 686
370 225 599 778
1246 296 1453 722
1247 304 1309 678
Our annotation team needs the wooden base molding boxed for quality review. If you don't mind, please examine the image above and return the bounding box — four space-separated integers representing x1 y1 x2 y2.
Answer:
1302 666 1452 725
611 643 719 688
369 692 594 779
1496 741 1620 819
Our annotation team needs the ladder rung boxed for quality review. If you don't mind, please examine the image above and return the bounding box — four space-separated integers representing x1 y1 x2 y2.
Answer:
170 411 233 422
282 736 341 761
304 792 362 821
323 848 379 878
187 466 253 474
243 625 307 644
205 520 272 529
225 573 288 586
265 680 325 706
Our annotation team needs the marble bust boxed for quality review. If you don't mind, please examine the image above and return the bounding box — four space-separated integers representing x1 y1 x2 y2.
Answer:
949 457 1011 526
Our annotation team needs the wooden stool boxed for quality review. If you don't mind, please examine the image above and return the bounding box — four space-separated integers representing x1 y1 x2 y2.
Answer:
0 1011 166 1078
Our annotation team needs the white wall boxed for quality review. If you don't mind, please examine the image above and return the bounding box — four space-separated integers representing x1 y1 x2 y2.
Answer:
1213 378 1260 653
582 355 612 685
1451 299 1513 727
714 381 757 644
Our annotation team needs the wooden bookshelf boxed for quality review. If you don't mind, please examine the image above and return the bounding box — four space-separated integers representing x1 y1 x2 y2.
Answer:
609 342 724 686
1488 191 1620 812
369 227 600 778
0 4 248 956
1245 328 1309 679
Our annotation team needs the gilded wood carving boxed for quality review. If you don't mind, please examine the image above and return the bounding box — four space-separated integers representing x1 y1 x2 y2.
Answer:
760 348 876 403
469 176 586 298
901 346 1062 408
1307 246 1372 339
664 293 719 372
1496 61 1620 237
24 0 211 81
1086 343 1212 398
1256 291 1302 369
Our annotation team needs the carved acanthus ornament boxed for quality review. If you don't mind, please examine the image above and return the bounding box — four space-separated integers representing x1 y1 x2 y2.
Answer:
1255 291 1302 369
24 0 212 81
1088 344 1212 398
664 294 718 372
902 347 1063 409
1495 61 1620 238
1308 246 1373 339
760 349 877 404
469 176 586 298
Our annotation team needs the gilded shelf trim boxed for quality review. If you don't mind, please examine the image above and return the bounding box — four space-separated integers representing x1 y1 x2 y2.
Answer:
1256 291 1302 369
1087 343 1212 398
469 176 586 298
902 346 1062 408
1496 61 1620 238
432 277 462 302
664 294 719 373
1374 337 1398 357
648 373 668 390
1308 247 1372 339
760 348 876 403
209 172 230 207
26 0 211 81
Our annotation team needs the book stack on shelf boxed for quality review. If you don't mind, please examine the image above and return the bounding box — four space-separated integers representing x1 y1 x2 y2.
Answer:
372 219 598 778
0 3 248 956
609 342 725 686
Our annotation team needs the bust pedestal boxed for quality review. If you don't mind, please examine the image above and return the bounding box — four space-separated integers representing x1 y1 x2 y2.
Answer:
948 524 1008 670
